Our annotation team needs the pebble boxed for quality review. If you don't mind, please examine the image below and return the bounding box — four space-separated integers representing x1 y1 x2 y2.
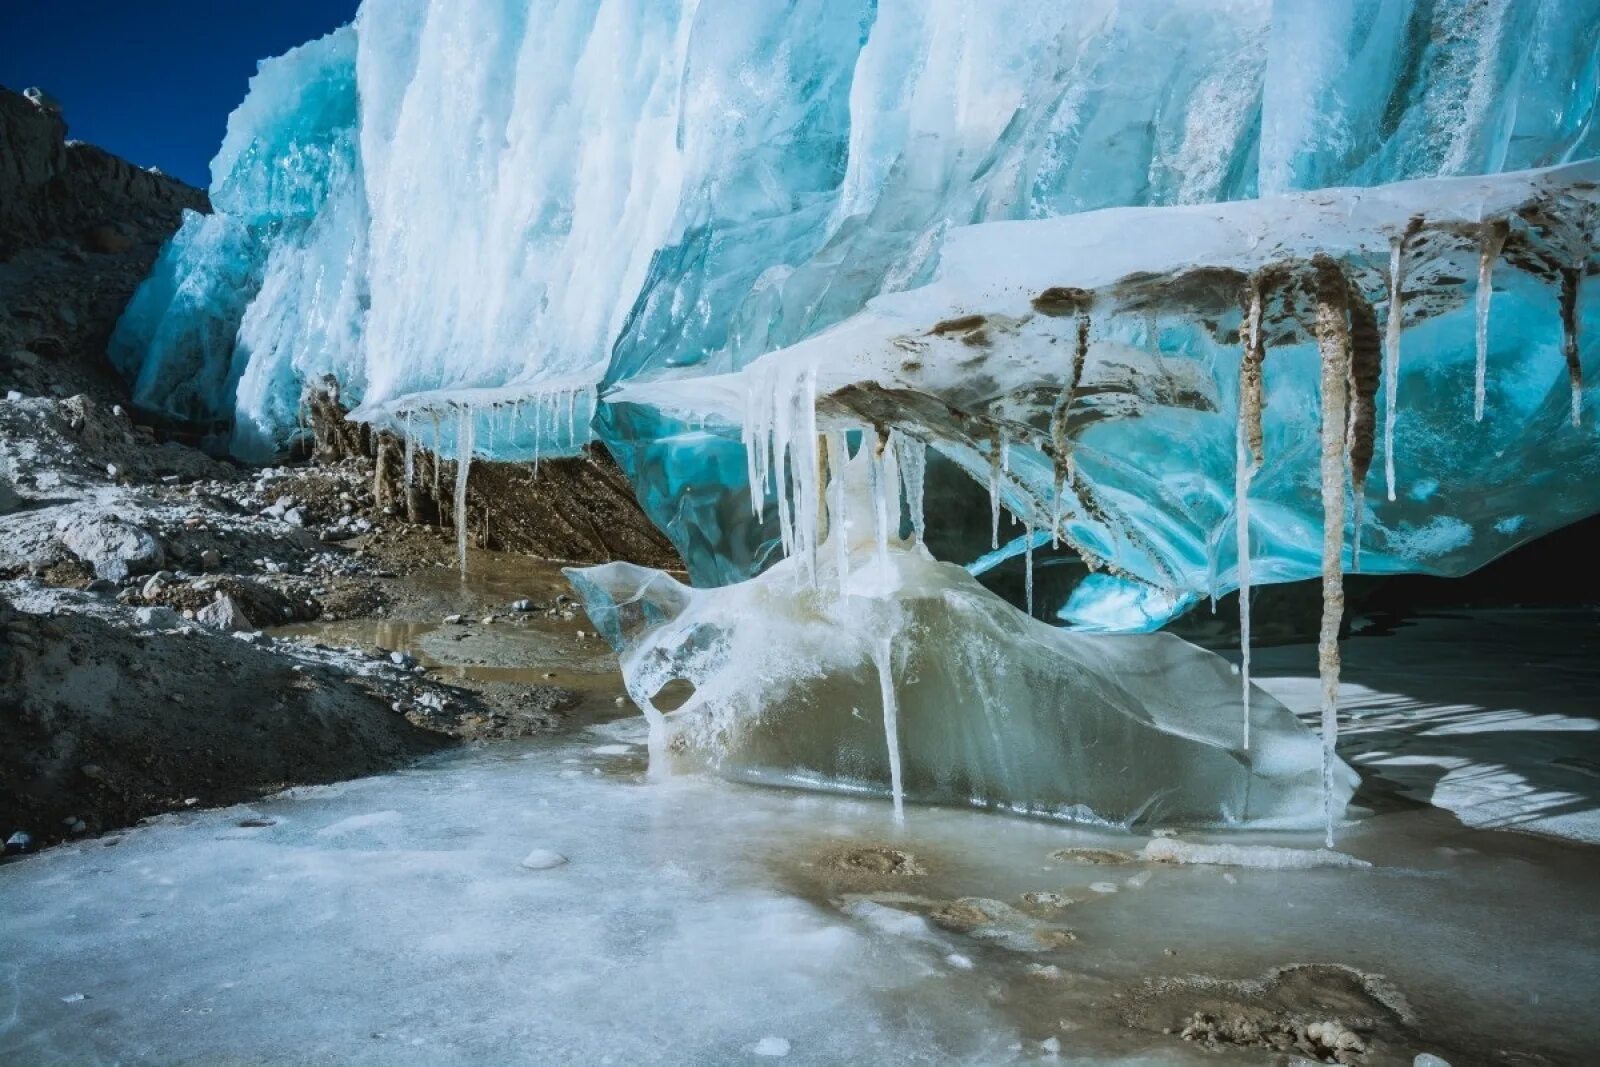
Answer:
5 831 34 854
520 848 568 870
511 599 534 612
445 614 465 625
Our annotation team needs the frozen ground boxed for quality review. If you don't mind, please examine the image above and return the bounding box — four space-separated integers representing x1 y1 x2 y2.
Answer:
1 611 1597 1065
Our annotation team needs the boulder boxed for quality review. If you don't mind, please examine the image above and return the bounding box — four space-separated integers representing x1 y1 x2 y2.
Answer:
196 595 252 633
55 513 163 579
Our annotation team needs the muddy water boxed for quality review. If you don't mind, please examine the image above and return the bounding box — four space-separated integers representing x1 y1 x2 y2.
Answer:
272 556 633 714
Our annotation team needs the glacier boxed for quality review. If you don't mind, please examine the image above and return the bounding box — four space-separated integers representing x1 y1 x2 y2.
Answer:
101 0 1600 825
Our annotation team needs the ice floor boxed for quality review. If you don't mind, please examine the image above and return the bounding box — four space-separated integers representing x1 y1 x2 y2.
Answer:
2 611 1598 1065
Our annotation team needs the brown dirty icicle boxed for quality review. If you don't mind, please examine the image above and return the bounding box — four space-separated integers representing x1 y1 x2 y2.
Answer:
1312 255 1351 848
1345 286 1381 571
1048 303 1093 543
1560 267 1583 427
1238 272 1272 467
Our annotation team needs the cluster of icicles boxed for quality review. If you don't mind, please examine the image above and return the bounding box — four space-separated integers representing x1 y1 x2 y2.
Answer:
1234 215 1583 845
738 211 1585 846
385 384 597 576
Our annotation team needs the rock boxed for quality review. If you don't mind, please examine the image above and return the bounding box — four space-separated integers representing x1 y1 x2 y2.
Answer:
520 848 568 870
197 595 253 633
0 476 19 516
85 578 117 595
389 650 416 668
444 614 465 624
511 598 535 612
5 831 33 854
133 605 182 629
22 86 62 114
140 570 174 600
56 514 164 579
6 390 24 401
284 507 307 527
1414 1055 1452 1067
199 548 222 570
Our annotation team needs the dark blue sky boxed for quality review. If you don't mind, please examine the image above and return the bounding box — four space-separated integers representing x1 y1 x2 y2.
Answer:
1 1 361 189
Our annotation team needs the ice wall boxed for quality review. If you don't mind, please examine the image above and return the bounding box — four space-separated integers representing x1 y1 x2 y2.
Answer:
108 0 1600 616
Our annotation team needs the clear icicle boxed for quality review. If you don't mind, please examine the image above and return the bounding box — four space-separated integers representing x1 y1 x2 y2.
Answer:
1383 235 1405 501
430 412 443 500
869 430 893 581
896 433 927 544
826 431 850 593
988 431 1002 550
453 405 475 578
531 395 543 476
1312 258 1351 848
1473 220 1509 422
872 635 904 825
1000 430 1010 474
403 410 415 487
1024 519 1035 618
1235 411 1253 750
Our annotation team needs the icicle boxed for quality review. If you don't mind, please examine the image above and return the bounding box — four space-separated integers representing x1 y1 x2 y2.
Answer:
566 388 577 445
869 428 893 579
771 371 798 566
1382 230 1409 501
1234 272 1266 749
1561 266 1583 427
1000 429 1010 474
486 404 496 453
1346 289 1381 572
403 410 416 487
1312 257 1351 847
794 368 821 586
1474 219 1509 422
1024 519 1035 617
988 429 1002 550
826 431 850 593
872 635 904 825
896 433 927 544
453 405 475 578
1235 410 1252 750
429 412 443 501
531 395 543 476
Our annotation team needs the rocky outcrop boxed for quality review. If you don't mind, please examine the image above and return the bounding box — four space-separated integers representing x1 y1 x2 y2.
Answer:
0 86 207 259
0 84 209 406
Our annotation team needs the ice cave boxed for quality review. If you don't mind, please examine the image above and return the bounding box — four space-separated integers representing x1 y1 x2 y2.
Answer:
2 0 1599 1064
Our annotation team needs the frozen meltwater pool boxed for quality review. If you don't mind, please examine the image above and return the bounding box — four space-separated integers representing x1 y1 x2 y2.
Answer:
3 613 1599 1065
